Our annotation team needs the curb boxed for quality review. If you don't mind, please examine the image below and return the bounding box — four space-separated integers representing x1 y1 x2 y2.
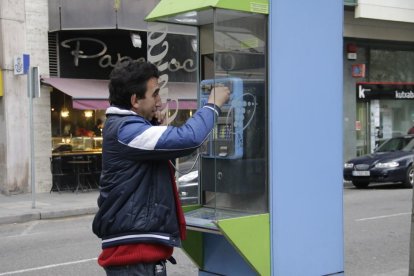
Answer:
40 207 98 219
0 213 40 225
0 207 98 225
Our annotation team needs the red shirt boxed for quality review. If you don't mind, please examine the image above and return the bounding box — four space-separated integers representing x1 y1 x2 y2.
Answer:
98 243 173 267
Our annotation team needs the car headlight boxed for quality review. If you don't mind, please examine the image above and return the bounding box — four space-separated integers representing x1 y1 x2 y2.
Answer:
375 161 399 168
344 163 354 169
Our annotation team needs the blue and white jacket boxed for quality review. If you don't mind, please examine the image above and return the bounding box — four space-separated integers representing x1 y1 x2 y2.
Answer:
92 104 220 249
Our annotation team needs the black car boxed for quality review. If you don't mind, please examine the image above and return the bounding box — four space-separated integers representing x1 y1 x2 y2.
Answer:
344 135 414 188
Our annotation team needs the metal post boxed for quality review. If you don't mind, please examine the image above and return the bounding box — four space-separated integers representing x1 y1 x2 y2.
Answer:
28 67 36 209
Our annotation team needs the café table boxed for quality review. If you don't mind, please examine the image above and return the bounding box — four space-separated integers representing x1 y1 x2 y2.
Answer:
67 160 92 193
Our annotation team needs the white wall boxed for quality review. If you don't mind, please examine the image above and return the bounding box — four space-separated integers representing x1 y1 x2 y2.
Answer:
0 0 51 194
0 0 30 194
356 0 414 24
26 0 52 192
345 10 414 42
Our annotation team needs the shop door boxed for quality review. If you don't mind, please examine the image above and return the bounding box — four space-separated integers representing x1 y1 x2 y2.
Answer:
356 101 369 156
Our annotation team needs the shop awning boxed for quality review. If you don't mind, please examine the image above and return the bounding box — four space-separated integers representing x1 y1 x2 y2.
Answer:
42 77 198 110
42 77 110 110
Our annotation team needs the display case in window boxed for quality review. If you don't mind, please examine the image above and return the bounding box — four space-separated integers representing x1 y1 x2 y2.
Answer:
51 136 103 153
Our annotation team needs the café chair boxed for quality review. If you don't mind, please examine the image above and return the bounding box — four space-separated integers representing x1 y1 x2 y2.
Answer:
86 155 101 189
50 156 70 193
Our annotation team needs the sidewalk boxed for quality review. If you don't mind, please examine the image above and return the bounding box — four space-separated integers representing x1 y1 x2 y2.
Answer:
0 182 353 225
0 190 99 225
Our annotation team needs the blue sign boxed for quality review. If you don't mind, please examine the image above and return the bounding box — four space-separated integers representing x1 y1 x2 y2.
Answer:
13 54 30 75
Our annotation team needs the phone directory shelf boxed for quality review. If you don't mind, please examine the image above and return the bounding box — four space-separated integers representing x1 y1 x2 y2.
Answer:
185 207 258 233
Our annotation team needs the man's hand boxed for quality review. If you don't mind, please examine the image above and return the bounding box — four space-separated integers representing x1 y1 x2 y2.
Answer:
207 85 231 108
153 109 167 125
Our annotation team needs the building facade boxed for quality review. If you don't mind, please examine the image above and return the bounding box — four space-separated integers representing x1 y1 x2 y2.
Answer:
343 1 414 162
0 0 414 194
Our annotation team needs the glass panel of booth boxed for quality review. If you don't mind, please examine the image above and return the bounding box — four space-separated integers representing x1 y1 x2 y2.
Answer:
146 22 200 205
183 9 268 229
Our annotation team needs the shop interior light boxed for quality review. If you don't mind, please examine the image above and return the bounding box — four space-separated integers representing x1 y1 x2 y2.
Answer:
130 33 142 48
84 110 93 118
60 108 69 118
61 94 69 118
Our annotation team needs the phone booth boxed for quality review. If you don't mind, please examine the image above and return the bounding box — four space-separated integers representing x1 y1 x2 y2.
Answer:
147 1 270 275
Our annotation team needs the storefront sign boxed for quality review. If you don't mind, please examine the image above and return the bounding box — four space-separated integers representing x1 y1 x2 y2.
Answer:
61 38 145 68
58 30 197 82
357 82 414 101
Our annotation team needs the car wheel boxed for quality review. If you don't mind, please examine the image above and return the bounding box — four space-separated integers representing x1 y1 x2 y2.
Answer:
402 166 414 188
352 180 369 188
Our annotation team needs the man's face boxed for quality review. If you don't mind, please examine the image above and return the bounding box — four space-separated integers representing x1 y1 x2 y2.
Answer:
132 77 161 121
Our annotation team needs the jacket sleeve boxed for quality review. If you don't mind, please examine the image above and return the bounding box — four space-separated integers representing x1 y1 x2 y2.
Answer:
118 104 220 160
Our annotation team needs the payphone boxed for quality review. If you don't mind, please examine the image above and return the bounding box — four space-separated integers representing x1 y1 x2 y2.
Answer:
199 78 245 159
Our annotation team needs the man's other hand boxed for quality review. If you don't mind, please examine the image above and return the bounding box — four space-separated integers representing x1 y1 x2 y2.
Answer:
208 85 230 108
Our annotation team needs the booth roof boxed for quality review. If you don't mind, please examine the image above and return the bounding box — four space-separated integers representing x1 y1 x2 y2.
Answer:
145 0 269 22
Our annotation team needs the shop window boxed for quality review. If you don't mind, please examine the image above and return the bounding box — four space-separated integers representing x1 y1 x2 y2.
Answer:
370 49 414 82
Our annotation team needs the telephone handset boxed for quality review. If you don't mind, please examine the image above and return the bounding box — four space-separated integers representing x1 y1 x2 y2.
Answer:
200 78 245 159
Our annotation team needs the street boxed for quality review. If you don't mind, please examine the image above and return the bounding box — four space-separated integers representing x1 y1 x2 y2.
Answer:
344 183 412 276
0 216 197 276
0 185 411 276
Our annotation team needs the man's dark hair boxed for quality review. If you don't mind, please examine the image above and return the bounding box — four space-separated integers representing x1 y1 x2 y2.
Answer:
108 60 160 109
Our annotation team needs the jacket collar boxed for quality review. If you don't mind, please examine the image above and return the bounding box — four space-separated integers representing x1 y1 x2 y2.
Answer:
106 106 137 116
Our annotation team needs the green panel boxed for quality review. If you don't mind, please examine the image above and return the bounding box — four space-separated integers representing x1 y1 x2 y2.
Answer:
181 205 203 268
181 229 204 268
216 0 268 14
183 205 202 213
146 0 216 21
146 0 269 21
216 214 270 276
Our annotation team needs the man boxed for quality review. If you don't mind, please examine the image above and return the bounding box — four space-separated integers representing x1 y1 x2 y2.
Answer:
92 60 230 276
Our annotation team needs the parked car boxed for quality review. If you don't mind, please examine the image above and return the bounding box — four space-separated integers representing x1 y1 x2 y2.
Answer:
344 135 414 188
176 154 200 205
178 170 199 205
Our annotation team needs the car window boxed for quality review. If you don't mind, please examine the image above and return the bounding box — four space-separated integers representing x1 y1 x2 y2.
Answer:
376 137 414 152
376 138 403 152
402 138 414 151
